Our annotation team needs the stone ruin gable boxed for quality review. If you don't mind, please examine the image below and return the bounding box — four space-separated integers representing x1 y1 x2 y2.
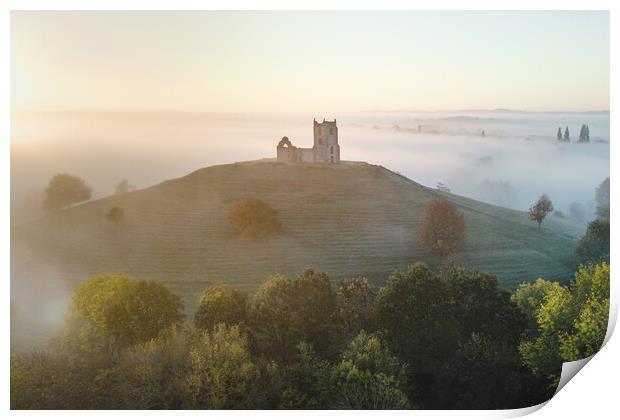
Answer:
277 119 341 164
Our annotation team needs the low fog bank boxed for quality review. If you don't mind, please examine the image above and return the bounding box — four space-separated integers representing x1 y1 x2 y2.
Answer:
11 110 610 224
11 242 72 352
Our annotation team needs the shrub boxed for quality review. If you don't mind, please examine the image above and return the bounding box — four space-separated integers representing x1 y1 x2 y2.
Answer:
228 198 281 239
106 206 125 224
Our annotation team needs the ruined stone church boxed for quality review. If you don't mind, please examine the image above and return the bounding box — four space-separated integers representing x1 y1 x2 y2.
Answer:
277 119 341 164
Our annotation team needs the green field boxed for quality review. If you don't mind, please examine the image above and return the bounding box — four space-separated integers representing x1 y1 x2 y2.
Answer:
11 160 584 315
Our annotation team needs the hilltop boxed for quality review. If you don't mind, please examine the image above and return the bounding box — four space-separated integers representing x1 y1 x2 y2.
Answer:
11 160 584 314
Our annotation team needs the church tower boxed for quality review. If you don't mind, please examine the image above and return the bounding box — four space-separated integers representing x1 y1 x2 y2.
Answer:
313 118 340 163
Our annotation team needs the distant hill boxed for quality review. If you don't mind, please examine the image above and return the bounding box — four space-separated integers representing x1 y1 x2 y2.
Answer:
11 160 584 315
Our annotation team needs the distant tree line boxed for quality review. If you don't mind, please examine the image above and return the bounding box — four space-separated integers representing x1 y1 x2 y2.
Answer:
11 259 609 409
556 124 590 143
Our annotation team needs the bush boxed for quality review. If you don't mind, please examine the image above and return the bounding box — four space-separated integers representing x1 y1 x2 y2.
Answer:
228 198 281 238
106 206 125 224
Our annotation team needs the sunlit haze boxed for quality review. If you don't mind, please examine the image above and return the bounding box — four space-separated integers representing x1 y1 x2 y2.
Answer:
11 11 609 113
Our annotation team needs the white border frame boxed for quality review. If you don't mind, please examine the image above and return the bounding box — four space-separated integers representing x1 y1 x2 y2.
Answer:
2 2 616 419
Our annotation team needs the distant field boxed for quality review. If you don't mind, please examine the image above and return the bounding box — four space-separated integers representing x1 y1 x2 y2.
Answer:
11 160 584 315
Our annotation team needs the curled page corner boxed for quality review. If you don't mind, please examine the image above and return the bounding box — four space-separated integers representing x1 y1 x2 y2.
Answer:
497 401 548 418
554 355 595 396
501 354 601 418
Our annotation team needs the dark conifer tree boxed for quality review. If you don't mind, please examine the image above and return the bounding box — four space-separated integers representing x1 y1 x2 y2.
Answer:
557 127 562 141
563 126 570 141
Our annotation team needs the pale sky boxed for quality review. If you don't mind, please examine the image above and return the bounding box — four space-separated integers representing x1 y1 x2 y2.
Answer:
11 11 610 113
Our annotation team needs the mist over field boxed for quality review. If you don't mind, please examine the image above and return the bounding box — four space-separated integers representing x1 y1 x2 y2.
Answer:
11 110 610 222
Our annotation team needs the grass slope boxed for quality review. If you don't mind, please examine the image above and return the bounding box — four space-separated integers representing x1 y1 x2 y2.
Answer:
12 160 584 314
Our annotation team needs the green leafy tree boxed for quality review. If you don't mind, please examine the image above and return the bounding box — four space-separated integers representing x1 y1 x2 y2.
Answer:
341 331 406 381
183 324 258 409
377 263 532 408
597 204 610 220
11 351 91 409
330 331 409 409
560 263 610 360
528 194 553 229
251 269 339 365
194 283 249 331
113 326 194 409
518 263 610 390
434 269 534 408
337 277 376 339
441 333 538 409
43 173 92 210
279 342 333 409
512 278 565 335
595 177 610 219
329 362 410 409
282 334 410 409
576 219 610 264
250 274 298 365
445 267 527 345
417 199 466 256
375 263 458 404
595 177 610 206
63 274 184 349
228 198 281 239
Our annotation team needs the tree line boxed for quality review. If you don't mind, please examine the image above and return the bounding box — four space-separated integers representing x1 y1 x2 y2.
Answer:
11 259 609 409
556 124 591 143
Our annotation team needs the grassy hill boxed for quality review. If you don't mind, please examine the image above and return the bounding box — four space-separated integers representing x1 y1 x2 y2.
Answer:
12 160 584 315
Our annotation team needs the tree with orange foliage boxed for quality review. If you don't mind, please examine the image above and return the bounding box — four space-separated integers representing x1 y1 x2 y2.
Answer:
417 199 466 256
228 198 281 239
